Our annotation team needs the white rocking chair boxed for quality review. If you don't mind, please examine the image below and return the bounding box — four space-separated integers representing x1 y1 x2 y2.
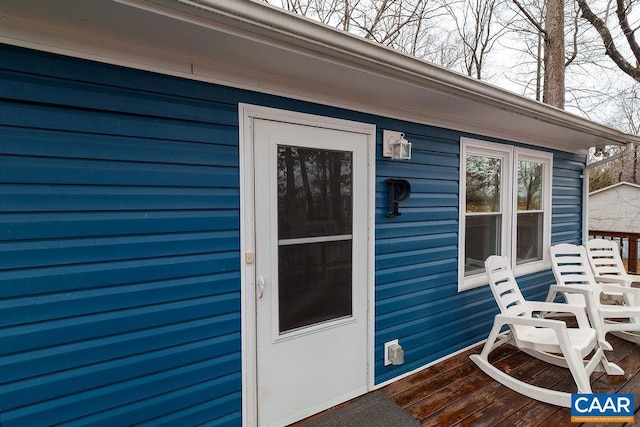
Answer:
587 238 640 290
471 255 622 407
548 243 640 346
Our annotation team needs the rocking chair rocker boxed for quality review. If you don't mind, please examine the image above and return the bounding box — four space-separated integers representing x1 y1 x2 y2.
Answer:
470 255 622 407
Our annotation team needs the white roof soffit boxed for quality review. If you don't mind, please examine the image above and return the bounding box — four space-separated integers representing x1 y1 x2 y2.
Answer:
0 0 638 154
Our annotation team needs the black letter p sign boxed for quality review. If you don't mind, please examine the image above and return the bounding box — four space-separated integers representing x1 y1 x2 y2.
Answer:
385 179 411 218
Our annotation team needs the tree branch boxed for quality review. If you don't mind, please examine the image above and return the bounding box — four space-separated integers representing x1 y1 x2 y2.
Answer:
577 0 640 82
565 3 579 67
616 0 640 65
512 0 546 35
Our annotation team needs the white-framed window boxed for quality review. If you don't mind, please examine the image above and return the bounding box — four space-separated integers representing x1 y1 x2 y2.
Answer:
458 138 553 291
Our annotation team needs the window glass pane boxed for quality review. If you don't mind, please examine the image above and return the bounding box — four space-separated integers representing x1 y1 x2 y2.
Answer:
518 160 543 211
517 212 543 264
278 146 352 240
465 214 501 275
278 240 352 333
466 155 501 213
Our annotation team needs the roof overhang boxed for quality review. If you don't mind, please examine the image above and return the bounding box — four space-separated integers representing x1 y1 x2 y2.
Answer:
1 0 638 154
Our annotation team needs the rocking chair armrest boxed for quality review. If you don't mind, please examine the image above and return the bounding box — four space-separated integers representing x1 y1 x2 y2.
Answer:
547 284 600 321
527 301 591 328
548 283 625 299
593 276 628 287
495 313 567 331
597 283 640 297
598 306 640 318
593 276 640 297
626 273 640 284
494 314 577 349
548 284 594 297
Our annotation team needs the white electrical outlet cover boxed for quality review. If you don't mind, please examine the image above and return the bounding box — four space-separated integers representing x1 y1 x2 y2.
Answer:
384 339 399 366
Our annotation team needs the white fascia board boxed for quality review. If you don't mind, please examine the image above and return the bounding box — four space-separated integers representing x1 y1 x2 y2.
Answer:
1 0 639 153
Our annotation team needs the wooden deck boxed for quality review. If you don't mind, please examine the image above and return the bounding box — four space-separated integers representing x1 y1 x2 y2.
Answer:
294 334 640 426
381 334 640 426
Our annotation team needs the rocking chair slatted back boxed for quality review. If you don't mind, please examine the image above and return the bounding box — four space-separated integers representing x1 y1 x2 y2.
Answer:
549 244 596 306
485 256 527 317
587 239 627 279
586 238 640 309
485 257 533 341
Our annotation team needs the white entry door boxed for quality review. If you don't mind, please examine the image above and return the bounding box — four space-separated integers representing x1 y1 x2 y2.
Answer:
253 118 370 426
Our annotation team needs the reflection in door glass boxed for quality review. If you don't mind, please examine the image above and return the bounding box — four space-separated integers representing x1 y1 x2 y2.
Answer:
279 240 352 333
277 146 353 239
277 145 354 333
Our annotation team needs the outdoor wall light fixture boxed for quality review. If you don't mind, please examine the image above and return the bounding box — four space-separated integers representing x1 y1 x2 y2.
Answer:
594 145 610 158
383 130 412 160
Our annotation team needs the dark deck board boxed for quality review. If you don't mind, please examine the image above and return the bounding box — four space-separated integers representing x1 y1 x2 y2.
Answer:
292 334 640 426
381 334 640 427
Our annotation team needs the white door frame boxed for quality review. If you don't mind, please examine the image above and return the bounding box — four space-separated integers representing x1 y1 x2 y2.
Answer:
239 104 376 426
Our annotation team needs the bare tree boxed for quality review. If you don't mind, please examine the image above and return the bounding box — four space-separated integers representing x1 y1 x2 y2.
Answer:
600 85 640 182
276 0 350 28
589 166 615 191
269 1 449 53
267 0 640 125
501 0 546 100
544 0 565 107
588 84 640 192
508 0 571 108
268 0 468 70
444 0 506 79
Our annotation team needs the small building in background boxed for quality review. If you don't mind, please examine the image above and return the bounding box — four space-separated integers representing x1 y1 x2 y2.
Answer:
589 181 640 272
590 182 640 234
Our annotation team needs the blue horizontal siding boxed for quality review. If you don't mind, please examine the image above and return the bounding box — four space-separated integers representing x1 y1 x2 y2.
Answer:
0 253 238 299
3 358 241 426
1 312 239 383
1 185 238 212
376 245 458 270
375 127 463 384
4 334 239 409
0 43 587 424
0 127 240 165
374 135 585 383
0 210 238 240
0 101 238 143
1 44 242 426
0 272 239 327
376 220 458 240
1 291 240 356
0 69 239 124
136 392 242 427
0 157 238 186
0 231 238 270
551 150 585 245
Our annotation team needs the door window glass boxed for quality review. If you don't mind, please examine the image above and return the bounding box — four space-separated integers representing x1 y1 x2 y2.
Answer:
277 146 353 333
278 147 352 239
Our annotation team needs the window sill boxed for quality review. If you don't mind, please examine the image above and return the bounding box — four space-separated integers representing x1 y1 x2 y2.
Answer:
514 260 550 277
458 260 550 292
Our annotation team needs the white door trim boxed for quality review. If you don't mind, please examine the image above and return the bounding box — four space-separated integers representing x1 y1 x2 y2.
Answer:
239 104 375 426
